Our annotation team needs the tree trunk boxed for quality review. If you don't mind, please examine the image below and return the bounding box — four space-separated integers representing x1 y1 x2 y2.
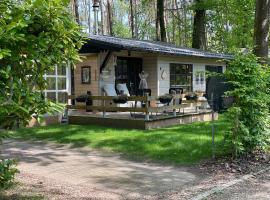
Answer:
192 0 206 50
174 0 182 45
73 0 80 24
157 0 167 41
107 0 113 36
134 0 138 38
100 0 104 35
130 0 135 38
171 0 176 44
88 0 91 33
156 0 160 41
253 0 270 63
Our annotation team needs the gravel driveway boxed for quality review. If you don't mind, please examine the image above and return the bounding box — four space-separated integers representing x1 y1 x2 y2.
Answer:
1 139 269 200
0 139 203 199
207 168 270 200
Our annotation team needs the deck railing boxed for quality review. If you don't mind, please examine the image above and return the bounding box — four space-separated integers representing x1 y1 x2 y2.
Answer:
67 94 208 120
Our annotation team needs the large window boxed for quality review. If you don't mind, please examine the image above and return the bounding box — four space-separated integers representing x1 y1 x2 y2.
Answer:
44 65 68 103
170 63 193 91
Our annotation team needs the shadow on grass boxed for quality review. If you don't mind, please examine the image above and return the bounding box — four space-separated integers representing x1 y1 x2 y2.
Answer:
9 116 230 165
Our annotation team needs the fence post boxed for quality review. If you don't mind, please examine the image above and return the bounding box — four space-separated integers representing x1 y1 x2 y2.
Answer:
173 109 176 117
211 92 215 159
145 93 150 121
102 98 106 118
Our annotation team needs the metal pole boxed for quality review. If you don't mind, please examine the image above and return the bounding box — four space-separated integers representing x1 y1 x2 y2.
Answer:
145 93 150 121
93 0 100 35
211 92 215 159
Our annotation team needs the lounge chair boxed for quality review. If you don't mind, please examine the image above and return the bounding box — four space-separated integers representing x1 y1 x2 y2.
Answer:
116 83 130 96
103 83 117 96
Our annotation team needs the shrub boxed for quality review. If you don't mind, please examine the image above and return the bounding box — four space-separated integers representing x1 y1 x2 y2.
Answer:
225 53 270 156
0 130 18 189
0 159 19 189
0 0 85 129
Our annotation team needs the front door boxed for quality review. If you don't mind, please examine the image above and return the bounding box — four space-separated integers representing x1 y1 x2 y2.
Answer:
115 57 142 95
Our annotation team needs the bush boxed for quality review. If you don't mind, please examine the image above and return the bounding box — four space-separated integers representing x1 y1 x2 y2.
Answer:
0 159 18 189
0 0 85 129
225 53 270 156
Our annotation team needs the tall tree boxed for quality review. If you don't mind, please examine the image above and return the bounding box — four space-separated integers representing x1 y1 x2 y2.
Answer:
107 0 113 35
72 0 80 24
100 0 105 35
130 0 135 38
192 0 206 50
157 0 166 41
253 0 270 63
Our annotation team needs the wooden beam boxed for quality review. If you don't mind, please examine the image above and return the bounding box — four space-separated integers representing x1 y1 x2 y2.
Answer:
68 95 147 101
100 50 112 73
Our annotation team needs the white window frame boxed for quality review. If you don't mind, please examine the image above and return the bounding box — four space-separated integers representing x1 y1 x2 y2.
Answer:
44 65 69 103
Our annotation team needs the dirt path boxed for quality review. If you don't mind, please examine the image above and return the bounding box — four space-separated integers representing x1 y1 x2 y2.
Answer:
206 168 270 200
1 140 269 200
0 139 203 199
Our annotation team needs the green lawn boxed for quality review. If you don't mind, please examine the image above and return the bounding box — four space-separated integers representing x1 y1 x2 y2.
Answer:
10 115 230 165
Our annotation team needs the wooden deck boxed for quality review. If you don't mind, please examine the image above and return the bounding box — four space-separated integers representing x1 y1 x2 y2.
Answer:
68 110 218 130
67 94 218 129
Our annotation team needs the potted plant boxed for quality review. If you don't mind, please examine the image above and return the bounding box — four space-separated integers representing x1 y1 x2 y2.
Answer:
185 93 198 101
76 94 91 102
159 94 173 104
113 94 128 104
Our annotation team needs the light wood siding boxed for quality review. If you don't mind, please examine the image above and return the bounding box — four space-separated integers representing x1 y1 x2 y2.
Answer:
143 56 158 96
74 54 99 97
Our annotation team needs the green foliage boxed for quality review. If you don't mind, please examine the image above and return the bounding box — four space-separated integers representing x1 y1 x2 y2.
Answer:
113 21 131 38
0 159 19 189
0 0 85 128
225 53 270 155
207 0 255 52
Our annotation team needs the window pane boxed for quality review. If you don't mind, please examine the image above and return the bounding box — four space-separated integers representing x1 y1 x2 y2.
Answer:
170 64 176 74
170 75 175 85
47 92 56 102
175 65 186 74
175 76 186 85
57 65 66 75
58 77 66 90
170 63 193 91
58 92 67 103
47 77 56 90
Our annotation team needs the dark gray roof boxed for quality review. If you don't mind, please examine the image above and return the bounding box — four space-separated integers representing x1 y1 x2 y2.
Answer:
86 35 233 60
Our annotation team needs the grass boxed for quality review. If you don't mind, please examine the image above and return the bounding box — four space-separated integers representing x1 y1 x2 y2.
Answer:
10 115 231 165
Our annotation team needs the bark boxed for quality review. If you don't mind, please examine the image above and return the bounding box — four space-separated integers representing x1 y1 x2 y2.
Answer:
130 0 135 38
156 0 160 41
183 0 188 46
171 0 176 44
107 0 113 36
174 0 182 45
134 0 138 38
73 0 80 24
88 0 91 33
157 0 167 41
192 0 206 50
100 0 104 35
253 0 270 63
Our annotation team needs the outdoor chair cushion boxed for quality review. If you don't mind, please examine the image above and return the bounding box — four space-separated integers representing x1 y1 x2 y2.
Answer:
103 84 117 96
116 83 130 96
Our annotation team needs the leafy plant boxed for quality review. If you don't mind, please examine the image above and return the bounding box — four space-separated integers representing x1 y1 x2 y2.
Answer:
225 53 270 156
0 0 85 129
0 159 19 189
